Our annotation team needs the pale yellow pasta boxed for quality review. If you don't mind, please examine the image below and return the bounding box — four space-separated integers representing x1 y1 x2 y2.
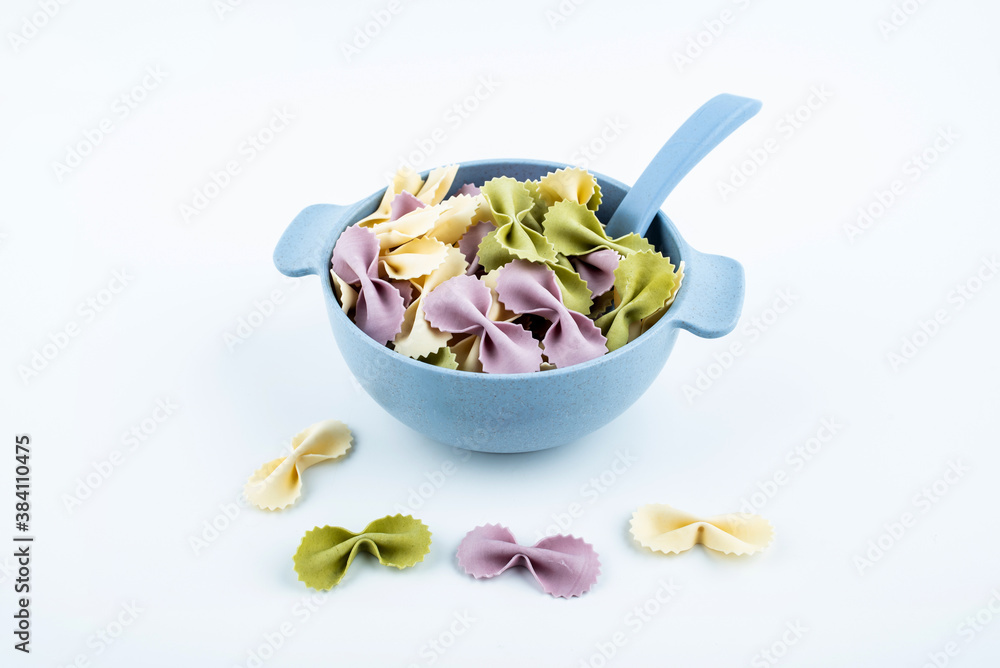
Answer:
538 166 599 207
331 269 358 313
425 194 485 245
481 269 518 322
630 503 773 556
357 166 425 227
370 203 446 250
245 420 353 511
380 237 450 281
449 335 483 373
393 246 468 359
415 164 459 205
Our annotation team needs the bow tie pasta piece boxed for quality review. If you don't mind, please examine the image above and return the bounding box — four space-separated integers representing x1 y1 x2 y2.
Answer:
422 274 542 374
596 251 682 351
479 269 520 322
474 235 593 313
542 200 655 258
393 279 416 307
370 202 448 250
332 272 413 314
331 270 357 314
633 260 685 338
571 248 619 298
380 237 450 281
425 194 485 246
414 164 459 205
455 183 481 196
399 261 515 366
522 179 550 228
495 261 607 368
293 515 432 590
477 177 557 270
456 524 600 598
482 176 544 233
331 226 406 344
630 504 773 556
393 245 468 359
538 167 602 211
459 220 493 275
549 254 594 314
357 167 425 227
389 191 425 220
244 420 353 511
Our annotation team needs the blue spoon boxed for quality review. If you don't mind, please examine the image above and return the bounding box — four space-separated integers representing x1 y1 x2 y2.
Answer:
603 93 762 239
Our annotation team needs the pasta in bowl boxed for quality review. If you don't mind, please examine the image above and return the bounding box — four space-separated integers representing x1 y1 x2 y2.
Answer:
274 159 744 453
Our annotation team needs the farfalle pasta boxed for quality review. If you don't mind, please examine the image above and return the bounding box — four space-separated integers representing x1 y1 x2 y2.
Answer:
331 226 406 345
494 261 607 367
456 524 600 598
329 164 684 373
244 420 353 511
422 274 543 374
293 514 432 590
630 504 773 556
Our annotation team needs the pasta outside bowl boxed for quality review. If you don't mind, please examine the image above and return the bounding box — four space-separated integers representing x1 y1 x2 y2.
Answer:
274 159 745 453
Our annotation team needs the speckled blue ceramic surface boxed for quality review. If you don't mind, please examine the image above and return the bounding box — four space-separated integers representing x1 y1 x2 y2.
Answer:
274 160 743 452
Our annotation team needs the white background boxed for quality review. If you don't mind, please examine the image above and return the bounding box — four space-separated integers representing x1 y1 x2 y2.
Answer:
3 0 1000 666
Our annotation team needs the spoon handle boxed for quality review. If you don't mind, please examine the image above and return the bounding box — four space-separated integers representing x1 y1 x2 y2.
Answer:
604 94 762 239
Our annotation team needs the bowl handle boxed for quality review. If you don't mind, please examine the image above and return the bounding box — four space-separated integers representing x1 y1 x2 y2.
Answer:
273 204 349 277
669 248 745 339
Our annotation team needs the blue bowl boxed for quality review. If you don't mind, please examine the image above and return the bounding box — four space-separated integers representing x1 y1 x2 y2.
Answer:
274 159 744 453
